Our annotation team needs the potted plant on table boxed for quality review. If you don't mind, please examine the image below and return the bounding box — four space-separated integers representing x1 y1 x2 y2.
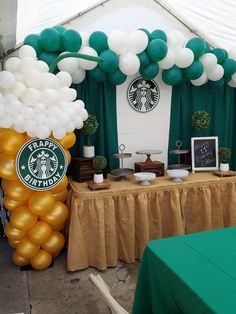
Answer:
81 114 99 158
219 147 231 171
191 111 211 135
93 155 107 184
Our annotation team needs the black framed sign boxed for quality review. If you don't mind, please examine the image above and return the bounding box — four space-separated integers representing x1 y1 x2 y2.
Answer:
191 136 219 172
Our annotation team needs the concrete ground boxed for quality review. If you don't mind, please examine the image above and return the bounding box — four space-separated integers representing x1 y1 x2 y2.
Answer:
0 237 139 314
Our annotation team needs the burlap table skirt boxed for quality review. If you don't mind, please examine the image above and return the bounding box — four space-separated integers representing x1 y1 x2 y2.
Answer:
66 173 236 271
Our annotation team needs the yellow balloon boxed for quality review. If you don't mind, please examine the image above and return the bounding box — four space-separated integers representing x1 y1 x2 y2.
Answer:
40 201 69 226
1 130 26 155
28 221 52 244
58 132 76 149
3 196 26 212
64 149 71 165
30 249 52 270
53 188 68 203
28 191 55 215
0 154 18 181
4 179 33 201
0 128 10 138
16 238 40 259
8 238 21 248
5 223 28 240
10 206 38 230
41 231 65 253
53 223 66 232
12 250 30 267
50 176 68 194
1 179 8 191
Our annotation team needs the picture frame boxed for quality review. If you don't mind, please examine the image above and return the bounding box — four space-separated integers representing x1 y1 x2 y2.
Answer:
191 136 219 172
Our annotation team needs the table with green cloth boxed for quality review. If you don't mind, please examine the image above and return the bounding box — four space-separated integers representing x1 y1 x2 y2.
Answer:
132 227 236 314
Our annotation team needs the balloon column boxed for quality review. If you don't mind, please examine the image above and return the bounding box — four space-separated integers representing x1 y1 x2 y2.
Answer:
0 44 90 270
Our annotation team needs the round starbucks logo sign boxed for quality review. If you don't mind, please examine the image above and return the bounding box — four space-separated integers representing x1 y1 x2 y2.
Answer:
16 138 67 191
127 77 160 113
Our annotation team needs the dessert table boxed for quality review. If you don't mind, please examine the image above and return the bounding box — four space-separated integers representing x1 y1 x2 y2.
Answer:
132 227 236 314
66 172 236 271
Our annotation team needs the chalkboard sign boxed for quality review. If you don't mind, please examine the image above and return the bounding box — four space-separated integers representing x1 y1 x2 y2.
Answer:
191 137 219 172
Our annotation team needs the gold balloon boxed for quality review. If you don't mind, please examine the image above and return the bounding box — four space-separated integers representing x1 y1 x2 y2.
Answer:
1 130 26 155
1 179 8 191
28 191 55 215
53 188 68 203
40 201 69 226
58 132 76 149
10 206 38 230
30 249 52 270
52 251 61 258
0 128 9 138
53 223 66 232
28 221 52 244
50 176 68 194
16 238 40 259
64 149 71 165
5 223 27 240
8 238 21 248
0 154 18 180
3 196 26 212
12 250 30 266
41 231 65 253
4 179 33 201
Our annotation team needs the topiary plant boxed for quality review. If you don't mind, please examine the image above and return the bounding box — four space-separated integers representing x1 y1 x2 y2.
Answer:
191 111 211 132
219 147 231 163
93 155 107 174
81 114 99 146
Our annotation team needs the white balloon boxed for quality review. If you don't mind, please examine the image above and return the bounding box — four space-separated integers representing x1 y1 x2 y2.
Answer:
159 49 175 69
0 71 16 89
11 82 26 98
0 115 13 128
21 88 40 106
13 114 25 126
35 125 51 139
81 108 89 121
71 68 86 83
37 60 49 73
40 89 61 107
57 54 79 74
79 31 89 47
175 48 194 68
228 80 236 87
74 99 85 110
56 71 72 87
45 117 58 131
119 52 140 76
0 103 5 116
18 45 37 59
228 46 236 61
14 123 26 133
59 87 77 102
231 72 236 83
167 31 186 50
35 113 47 125
23 69 42 88
200 53 217 72
25 120 36 136
33 102 46 114
46 106 61 118
40 73 60 90
5 57 20 72
14 72 24 83
57 113 70 126
66 121 75 133
22 107 34 119
53 127 67 139
128 30 149 54
73 115 83 129
3 93 17 105
5 100 22 115
191 72 208 86
19 57 38 72
207 64 224 81
78 47 98 70
108 30 129 55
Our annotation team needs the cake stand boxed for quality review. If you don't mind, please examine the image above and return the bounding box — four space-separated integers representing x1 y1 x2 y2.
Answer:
134 172 156 186
168 140 191 170
167 169 189 182
136 149 162 163
111 144 134 181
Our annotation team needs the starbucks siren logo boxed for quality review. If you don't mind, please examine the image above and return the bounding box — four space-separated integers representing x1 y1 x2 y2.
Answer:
16 138 67 191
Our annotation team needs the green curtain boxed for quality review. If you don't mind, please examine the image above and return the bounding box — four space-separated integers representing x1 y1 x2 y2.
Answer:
168 81 236 169
69 77 119 171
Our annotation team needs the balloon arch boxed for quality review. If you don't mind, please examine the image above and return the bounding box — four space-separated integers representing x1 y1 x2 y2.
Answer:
0 25 236 270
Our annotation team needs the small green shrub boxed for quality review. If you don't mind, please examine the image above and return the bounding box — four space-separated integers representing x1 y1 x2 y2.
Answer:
93 155 107 174
191 111 210 131
219 147 231 163
82 114 99 146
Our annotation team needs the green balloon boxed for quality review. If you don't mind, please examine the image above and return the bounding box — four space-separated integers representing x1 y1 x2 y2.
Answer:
140 63 159 80
162 66 183 86
224 75 232 83
146 39 168 62
62 29 82 52
150 29 167 42
222 58 236 76
204 41 212 53
99 50 119 73
209 78 225 88
39 28 61 52
88 66 106 82
53 25 66 35
38 51 59 66
211 48 227 64
138 51 150 67
24 34 42 56
89 31 108 54
107 69 127 85
185 60 204 79
186 37 206 59
138 28 151 40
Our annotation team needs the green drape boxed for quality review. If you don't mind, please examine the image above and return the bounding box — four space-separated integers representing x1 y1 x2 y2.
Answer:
168 81 236 169
70 77 119 171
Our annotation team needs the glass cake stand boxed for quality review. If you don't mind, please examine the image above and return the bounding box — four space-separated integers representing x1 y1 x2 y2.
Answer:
135 149 162 163
111 144 134 181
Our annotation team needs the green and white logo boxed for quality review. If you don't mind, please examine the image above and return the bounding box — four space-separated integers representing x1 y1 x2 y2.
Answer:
16 138 67 191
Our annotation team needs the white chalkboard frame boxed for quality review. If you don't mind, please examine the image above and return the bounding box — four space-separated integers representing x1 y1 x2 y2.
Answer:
191 136 219 172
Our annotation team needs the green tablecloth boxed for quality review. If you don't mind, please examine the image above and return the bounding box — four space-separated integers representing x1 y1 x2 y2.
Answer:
132 227 236 314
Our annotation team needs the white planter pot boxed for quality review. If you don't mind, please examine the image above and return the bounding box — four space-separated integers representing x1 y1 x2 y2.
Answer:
83 146 95 158
93 174 104 184
220 163 229 172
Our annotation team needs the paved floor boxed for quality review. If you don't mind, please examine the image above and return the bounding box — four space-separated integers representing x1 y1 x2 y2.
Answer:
0 237 139 314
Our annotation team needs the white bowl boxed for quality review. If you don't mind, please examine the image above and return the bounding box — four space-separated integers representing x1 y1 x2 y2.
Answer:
134 172 156 185
167 169 189 182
